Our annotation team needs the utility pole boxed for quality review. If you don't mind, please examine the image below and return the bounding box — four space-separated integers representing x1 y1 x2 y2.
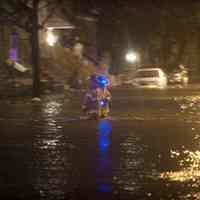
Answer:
31 0 40 97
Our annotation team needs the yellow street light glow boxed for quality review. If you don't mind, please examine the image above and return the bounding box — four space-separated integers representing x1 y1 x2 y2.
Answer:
46 29 57 46
125 51 138 63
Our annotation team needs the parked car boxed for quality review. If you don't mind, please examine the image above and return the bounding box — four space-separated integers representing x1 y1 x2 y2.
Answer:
132 68 167 89
168 69 189 86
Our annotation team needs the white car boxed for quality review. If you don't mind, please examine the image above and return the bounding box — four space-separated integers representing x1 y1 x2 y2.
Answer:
132 68 167 89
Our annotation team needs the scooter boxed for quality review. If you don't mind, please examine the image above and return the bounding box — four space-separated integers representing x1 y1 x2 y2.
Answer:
83 96 110 119
99 98 110 118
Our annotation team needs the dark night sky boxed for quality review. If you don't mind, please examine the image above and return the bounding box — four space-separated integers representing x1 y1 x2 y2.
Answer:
78 0 199 67
80 0 193 16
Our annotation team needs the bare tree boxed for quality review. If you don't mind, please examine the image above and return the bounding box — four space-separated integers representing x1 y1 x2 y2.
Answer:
0 0 65 97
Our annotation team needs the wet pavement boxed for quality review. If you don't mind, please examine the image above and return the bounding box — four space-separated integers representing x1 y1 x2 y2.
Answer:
1 87 200 199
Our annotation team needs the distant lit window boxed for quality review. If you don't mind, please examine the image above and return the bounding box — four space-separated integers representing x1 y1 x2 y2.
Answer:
135 70 159 78
9 32 19 61
46 28 58 46
9 48 18 62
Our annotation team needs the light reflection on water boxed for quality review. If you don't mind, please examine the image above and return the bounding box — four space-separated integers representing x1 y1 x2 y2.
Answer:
33 100 70 199
160 149 200 182
42 101 62 116
177 96 200 122
159 147 200 199
158 95 200 199
121 95 200 122
21 95 200 199
113 133 148 194
97 120 112 193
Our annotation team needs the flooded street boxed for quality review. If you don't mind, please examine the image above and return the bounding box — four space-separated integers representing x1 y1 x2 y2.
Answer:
1 88 200 199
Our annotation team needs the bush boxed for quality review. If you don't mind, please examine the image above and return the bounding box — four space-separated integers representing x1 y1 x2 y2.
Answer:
41 45 96 88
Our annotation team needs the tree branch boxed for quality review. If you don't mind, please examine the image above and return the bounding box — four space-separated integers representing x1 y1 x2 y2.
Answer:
40 0 63 28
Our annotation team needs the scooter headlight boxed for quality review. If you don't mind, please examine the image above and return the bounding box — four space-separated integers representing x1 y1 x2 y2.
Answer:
100 99 107 107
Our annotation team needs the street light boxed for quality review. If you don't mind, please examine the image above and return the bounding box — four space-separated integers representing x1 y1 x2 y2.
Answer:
46 28 57 46
125 51 138 63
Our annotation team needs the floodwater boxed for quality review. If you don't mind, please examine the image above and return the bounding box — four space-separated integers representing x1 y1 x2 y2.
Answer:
1 88 200 199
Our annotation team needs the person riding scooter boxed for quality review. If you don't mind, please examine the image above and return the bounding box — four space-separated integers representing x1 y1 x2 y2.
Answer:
82 74 111 118
96 75 111 117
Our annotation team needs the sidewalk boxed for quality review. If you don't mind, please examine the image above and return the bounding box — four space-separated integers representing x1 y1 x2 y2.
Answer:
0 78 67 100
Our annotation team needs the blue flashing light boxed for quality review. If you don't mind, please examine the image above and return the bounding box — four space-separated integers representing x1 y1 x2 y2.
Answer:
96 75 110 88
100 99 107 107
100 100 104 106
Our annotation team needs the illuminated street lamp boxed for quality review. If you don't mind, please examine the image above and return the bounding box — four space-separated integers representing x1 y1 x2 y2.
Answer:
125 51 138 63
46 28 57 46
